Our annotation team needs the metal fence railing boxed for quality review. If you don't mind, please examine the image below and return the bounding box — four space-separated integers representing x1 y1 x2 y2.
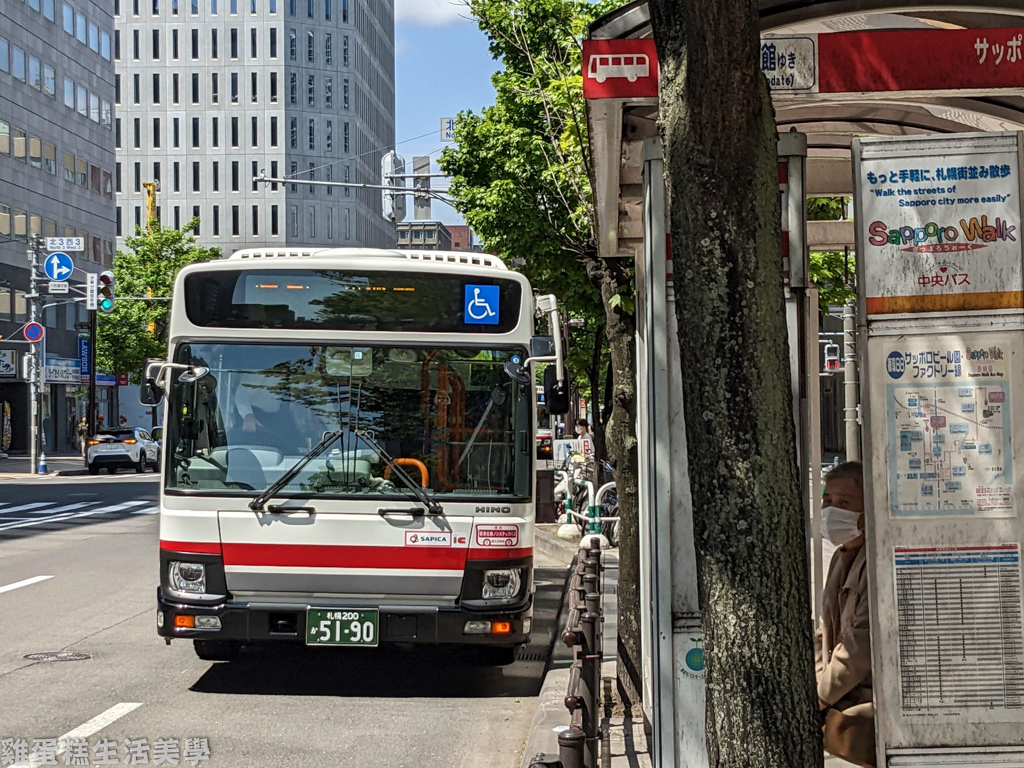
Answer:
529 538 604 768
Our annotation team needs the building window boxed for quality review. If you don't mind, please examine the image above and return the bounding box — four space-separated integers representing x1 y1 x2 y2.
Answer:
343 122 349 153
251 71 258 102
288 29 296 60
251 28 257 59
231 116 239 147
231 205 239 236
343 78 349 109
270 160 278 190
172 73 179 103
133 29 140 59
326 165 332 196
212 160 219 191
343 165 349 197
289 120 297 150
212 204 219 235
172 28 179 58
308 119 315 150
152 29 160 59
271 204 278 235
325 77 332 108
211 72 218 103
307 74 315 107
133 73 140 103
289 72 296 104
269 71 277 102
212 116 219 147
231 72 239 103
308 206 315 238
325 120 332 152
133 117 141 148
289 162 297 193
192 116 200 148
152 73 160 103
270 116 277 147
324 33 331 64
192 206 199 235
231 160 239 191
324 0 330 20
230 28 237 59
211 28 218 58
269 27 277 58
66 77 76 107
342 34 348 66
43 66 55 97
192 162 200 191
153 117 161 147
307 30 314 62
134 161 141 191
269 0 276 12
63 4 73 34
173 161 180 191
191 28 199 59
191 72 199 103
172 117 180 147
251 116 258 147
252 204 259 235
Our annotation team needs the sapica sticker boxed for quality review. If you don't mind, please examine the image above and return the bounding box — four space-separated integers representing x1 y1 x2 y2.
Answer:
475 525 520 548
405 531 452 546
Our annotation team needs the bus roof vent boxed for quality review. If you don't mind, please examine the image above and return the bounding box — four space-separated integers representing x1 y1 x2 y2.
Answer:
396 250 508 270
224 247 409 261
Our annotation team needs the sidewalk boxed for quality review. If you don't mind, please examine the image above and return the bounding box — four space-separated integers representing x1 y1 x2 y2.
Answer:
521 530 858 768
0 453 89 479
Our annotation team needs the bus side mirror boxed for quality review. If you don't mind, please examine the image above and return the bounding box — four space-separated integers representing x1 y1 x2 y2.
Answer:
139 358 166 406
543 366 570 415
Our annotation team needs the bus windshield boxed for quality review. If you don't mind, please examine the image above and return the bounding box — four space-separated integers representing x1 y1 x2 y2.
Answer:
164 342 533 499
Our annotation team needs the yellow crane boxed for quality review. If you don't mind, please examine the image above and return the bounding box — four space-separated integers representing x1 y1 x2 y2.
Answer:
142 181 159 232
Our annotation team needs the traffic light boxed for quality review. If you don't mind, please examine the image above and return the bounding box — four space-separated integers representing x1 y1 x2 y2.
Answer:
97 270 115 314
823 343 841 373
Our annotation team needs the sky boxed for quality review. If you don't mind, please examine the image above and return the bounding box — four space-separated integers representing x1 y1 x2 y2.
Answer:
392 0 497 226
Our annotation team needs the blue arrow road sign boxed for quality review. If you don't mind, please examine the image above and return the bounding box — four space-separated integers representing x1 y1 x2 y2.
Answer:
43 252 74 282
24 322 44 342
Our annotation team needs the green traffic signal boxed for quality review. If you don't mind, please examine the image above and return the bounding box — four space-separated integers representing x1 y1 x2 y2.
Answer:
98 270 116 314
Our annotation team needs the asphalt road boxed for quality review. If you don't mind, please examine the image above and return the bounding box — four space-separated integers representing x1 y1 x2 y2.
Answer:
0 475 569 767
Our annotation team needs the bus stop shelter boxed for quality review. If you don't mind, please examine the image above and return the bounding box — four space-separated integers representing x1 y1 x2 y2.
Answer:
585 2 1024 766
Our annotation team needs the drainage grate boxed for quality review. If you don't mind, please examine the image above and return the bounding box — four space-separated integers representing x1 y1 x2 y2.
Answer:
516 651 547 661
24 651 91 662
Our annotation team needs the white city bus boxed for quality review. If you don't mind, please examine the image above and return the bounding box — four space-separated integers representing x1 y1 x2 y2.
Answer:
143 248 567 664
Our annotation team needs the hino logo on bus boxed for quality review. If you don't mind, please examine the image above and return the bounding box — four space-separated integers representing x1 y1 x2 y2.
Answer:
475 506 512 515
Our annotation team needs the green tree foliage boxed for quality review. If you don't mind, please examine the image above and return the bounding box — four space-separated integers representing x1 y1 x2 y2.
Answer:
440 0 646 706
807 196 856 309
96 218 219 378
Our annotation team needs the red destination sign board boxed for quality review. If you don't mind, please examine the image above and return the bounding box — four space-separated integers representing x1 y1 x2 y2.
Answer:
583 39 659 99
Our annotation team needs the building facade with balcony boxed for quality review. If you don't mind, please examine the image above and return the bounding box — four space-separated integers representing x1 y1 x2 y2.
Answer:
395 220 452 251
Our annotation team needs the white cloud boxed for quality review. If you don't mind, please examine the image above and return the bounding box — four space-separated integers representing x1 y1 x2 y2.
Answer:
394 0 472 28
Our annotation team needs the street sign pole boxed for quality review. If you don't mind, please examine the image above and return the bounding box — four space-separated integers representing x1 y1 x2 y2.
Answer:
88 308 97 446
27 235 43 474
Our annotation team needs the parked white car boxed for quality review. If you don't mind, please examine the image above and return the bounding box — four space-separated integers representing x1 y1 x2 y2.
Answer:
87 427 161 475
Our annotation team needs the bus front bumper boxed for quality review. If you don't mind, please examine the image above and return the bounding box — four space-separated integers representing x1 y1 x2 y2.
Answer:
156 588 533 646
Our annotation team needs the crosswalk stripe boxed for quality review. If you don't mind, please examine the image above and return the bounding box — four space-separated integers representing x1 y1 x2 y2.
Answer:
0 502 52 514
131 506 160 515
27 502 100 515
78 500 151 515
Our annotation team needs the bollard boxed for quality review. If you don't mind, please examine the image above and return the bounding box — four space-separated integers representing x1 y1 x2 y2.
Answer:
583 574 600 616
557 726 585 768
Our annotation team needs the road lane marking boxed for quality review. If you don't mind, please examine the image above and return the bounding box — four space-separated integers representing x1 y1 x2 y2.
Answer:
130 506 160 515
26 502 100 515
0 502 52 515
0 500 155 531
55 703 143 757
0 575 54 594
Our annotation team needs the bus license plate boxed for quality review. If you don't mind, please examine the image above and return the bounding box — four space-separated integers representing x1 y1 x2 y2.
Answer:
306 609 379 647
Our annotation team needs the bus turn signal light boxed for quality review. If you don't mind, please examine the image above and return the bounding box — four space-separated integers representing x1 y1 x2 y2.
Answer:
174 615 195 628
492 621 512 635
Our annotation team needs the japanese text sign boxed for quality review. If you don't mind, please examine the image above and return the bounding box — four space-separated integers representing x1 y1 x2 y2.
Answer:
855 132 1024 315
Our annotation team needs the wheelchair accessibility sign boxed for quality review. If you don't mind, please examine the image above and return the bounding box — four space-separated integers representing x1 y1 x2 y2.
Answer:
464 284 500 325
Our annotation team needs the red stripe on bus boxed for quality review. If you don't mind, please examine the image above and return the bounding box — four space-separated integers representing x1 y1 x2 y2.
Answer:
221 543 469 570
467 547 533 560
160 540 223 555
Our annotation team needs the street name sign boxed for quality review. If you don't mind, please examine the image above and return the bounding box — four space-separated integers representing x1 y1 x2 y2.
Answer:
46 236 84 252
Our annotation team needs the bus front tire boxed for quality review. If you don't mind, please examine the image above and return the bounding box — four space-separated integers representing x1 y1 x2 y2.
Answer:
193 639 242 662
478 646 517 666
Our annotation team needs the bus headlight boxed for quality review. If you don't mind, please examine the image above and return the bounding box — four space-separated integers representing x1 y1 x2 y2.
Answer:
482 568 521 600
169 562 207 593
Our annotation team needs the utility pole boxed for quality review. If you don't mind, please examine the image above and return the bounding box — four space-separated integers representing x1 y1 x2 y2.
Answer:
26 235 47 474
843 301 861 461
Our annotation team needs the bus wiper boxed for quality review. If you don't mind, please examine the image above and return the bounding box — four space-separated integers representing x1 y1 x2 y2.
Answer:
249 430 343 511
354 429 443 515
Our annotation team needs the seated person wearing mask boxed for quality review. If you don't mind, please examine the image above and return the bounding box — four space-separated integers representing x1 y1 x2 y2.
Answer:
818 460 875 767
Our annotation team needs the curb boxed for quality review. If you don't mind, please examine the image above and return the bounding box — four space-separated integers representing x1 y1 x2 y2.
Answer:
534 526 580 565
56 469 90 476
521 546 579 768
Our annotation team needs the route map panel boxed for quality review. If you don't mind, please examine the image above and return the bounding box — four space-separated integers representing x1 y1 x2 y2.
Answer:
882 333 1016 518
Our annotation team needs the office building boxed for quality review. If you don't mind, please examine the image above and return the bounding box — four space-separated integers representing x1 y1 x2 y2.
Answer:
113 0 396 253
0 0 117 454
395 220 451 251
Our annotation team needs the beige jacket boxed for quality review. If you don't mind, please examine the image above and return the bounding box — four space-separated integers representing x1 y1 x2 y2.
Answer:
818 543 873 708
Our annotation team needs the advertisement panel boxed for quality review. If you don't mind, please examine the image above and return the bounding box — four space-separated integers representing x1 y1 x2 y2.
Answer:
856 133 1024 315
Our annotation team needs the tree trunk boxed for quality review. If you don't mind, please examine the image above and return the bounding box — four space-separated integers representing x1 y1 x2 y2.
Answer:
649 1 822 765
585 256 642 712
589 323 607 464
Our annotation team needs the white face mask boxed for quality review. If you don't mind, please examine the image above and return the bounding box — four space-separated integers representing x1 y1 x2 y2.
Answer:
821 506 862 546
